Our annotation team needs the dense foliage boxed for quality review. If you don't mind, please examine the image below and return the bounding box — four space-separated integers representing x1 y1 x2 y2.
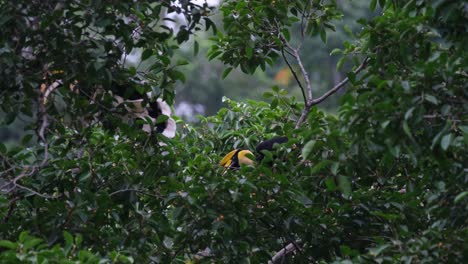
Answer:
1 0 467 263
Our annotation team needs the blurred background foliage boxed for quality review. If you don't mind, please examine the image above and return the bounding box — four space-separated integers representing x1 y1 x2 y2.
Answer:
174 0 374 117
0 0 467 263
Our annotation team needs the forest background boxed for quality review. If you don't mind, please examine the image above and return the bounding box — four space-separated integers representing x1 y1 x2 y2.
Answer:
0 0 466 263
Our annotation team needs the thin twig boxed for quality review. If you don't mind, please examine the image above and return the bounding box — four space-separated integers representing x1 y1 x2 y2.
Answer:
15 184 56 199
278 32 312 102
109 188 162 199
268 242 301 264
278 31 312 100
281 48 307 103
3 196 20 223
293 48 312 100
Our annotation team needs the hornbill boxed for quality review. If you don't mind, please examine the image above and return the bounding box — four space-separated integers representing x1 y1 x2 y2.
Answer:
219 136 288 175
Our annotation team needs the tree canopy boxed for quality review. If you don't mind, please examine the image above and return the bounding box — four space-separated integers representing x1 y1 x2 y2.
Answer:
0 0 467 263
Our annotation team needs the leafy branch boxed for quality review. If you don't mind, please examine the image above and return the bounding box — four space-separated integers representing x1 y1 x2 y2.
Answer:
0 83 56 199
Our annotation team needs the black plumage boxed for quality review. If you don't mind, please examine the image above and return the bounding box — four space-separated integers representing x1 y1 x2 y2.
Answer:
255 136 288 161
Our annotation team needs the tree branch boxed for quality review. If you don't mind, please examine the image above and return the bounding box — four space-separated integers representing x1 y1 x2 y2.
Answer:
310 56 369 106
293 48 312 100
278 34 312 102
0 85 55 199
109 188 162 199
281 48 307 103
268 242 301 264
295 57 369 128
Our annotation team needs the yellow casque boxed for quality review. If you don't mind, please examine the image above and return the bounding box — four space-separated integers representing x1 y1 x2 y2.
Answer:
219 149 254 175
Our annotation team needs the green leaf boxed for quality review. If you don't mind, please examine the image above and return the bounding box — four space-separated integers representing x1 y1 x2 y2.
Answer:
369 244 390 257
0 240 17 249
0 143 7 153
310 160 332 174
343 25 354 38
19 231 29 243
0 15 12 27
431 121 451 149
381 120 390 129
325 177 337 191
141 49 153 61
4 112 15 125
176 59 189 66
270 98 278 109
294 193 313 207
64 231 73 249
263 92 274 98
404 107 414 120
245 46 253 59
320 28 327 43
379 0 386 8
331 162 339 175
330 48 342 56
370 0 378 11
282 29 290 41
403 121 415 142
194 40 199 56
440 133 452 150
338 175 352 199
461 125 468 145
207 50 222 60
23 238 43 250
75 234 83 247
424 94 439 105
222 67 233 79
156 115 169 124
301 140 316 161
176 29 189 44
337 57 345 70
79 171 91 182
169 70 186 82
454 191 468 204
21 134 33 145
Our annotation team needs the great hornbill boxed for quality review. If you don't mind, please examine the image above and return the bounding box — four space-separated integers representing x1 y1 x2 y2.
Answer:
219 136 288 174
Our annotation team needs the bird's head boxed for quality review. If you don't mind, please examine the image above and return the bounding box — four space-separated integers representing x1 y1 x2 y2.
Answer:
219 149 254 174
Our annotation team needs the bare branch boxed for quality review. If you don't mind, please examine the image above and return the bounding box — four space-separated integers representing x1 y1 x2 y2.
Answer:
37 82 51 168
295 57 369 128
15 183 56 199
0 86 54 199
293 48 312 100
310 57 369 106
278 34 312 102
281 48 307 103
268 242 301 264
294 105 313 129
110 188 162 199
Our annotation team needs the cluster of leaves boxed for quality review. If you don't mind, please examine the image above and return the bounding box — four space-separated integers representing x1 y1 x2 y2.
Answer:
208 0 342 75
0 0 213 119
331 1 468 262
0 231 133 263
